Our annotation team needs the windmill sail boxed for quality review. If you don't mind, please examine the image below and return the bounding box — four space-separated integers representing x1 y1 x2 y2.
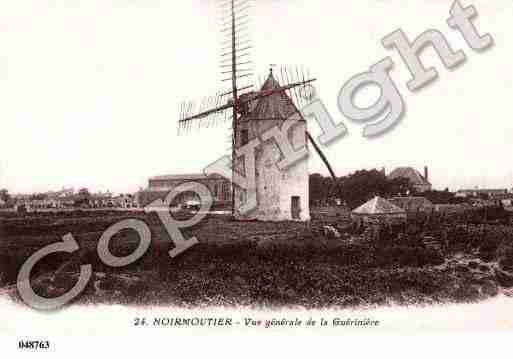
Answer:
178 0 254 134
175 0 323 216
178 66 316 133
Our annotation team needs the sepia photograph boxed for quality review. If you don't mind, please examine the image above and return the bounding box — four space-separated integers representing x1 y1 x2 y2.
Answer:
0 0 512 357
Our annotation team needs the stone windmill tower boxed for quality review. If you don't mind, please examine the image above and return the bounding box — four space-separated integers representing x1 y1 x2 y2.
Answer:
231 69 310 221
178 0 336 222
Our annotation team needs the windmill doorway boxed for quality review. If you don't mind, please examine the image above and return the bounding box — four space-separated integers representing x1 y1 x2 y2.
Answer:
291 196 301 220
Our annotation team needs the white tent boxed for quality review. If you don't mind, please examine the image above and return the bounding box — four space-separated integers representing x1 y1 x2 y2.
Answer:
352 196 407 224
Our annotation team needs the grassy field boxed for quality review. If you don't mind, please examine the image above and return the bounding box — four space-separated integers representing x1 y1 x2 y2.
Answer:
1 208 513 309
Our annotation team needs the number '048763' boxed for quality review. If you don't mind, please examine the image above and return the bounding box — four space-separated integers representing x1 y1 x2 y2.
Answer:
18 340 50 350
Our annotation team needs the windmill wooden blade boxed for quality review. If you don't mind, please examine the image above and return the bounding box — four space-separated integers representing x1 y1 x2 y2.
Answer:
179 94 231 130
218 0 254 96
178 85 253 134
178 0 254 138
179 70 316 135
273 65 318 111
247 77 316 108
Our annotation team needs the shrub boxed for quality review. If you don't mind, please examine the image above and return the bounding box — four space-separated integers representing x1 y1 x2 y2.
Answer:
478 236 501 262
499 248 513 271
373 246 444 268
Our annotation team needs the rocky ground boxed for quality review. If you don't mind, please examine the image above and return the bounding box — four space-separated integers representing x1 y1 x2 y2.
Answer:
1 209 513 309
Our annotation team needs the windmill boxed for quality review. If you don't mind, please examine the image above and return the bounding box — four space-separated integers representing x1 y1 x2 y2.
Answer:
178 0 338 220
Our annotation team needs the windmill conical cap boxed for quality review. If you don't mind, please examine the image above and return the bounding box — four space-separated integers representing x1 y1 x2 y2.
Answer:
260 70 281 92
246 70 298 121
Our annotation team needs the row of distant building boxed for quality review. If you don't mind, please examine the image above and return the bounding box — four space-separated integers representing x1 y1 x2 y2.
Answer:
3 189 137 211
3 165 513 213
1 173 230 212
354 194 510 223
386 166 513 202
352 193 513 226
352 166 513 225
135 166 513 214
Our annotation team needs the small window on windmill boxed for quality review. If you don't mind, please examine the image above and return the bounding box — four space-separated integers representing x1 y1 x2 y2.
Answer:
241 129 249 146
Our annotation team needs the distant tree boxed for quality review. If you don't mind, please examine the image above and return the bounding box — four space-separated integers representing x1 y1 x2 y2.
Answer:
78 188 91 197
309 173 332 206
75 188 92 207
309 169 415 210
338 169 414 209
338 170 383 209
387 177 413 196
0 189 10 204
477 192 490 200
29 193 48 200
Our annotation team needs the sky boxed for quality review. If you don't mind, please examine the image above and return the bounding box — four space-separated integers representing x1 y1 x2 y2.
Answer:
0 0 511 194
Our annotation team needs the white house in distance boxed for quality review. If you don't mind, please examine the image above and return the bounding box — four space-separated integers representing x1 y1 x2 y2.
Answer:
455 188 508 198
